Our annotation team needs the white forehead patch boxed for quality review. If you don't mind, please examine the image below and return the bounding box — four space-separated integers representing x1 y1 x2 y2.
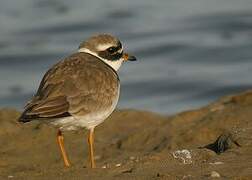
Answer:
97 43 114 51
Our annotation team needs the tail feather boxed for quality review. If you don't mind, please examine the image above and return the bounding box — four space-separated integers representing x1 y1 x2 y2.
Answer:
18 106 38 123
18 104 71 123
18 96 71 123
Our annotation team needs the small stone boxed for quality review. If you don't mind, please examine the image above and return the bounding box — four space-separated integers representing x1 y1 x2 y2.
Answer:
8 175 14 179
115 163 121 167
209 162 224 165
182 175 192 179
210 171 221 178
129 156 135 160
101 165 107 169
121 168 133 174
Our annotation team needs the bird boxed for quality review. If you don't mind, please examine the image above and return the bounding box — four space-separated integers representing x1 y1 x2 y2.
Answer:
18 34 137 168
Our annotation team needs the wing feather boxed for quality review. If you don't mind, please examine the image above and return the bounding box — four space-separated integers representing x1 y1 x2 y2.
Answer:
18 52 119 123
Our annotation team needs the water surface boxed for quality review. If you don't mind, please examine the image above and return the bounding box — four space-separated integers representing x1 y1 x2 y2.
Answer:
1 0 252 114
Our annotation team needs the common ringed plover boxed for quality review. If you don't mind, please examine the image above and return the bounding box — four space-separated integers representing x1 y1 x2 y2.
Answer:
18 34 137 168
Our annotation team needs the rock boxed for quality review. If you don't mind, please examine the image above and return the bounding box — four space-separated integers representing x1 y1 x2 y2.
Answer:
210 171 221 178
204 132 241 154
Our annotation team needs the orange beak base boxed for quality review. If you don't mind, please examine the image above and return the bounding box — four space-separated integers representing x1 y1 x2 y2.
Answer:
123 53 137 61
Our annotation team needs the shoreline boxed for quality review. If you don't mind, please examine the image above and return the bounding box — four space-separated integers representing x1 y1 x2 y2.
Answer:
1 90 252 179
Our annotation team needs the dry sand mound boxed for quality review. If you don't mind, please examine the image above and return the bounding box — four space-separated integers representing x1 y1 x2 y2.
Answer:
1 90 252 179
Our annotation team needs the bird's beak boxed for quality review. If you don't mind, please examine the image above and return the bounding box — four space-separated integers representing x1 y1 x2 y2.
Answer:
123 53 137 61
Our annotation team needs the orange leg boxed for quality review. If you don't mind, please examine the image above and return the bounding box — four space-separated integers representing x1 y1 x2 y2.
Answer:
57 129 70 167
87 128 96 168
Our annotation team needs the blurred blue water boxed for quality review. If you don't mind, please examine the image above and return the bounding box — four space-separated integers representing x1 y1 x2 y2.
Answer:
0 0 252 114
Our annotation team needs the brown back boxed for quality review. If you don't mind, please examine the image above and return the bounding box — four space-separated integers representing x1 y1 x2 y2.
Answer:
19 52 119 122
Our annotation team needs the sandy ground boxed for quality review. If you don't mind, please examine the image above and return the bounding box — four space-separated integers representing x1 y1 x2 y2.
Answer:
1 90 252 179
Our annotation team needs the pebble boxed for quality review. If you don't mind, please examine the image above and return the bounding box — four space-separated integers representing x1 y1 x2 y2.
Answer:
209 162 224 165
115 163 121 167
210 171 221 178
129 156 135 160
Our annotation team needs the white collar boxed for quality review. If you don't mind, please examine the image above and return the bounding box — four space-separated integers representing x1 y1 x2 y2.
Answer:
78 48 124 71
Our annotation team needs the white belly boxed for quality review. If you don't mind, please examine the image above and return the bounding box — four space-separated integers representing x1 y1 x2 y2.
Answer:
50 87 120 131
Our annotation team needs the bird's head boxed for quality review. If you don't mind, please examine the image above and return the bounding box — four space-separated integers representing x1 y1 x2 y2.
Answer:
78 34 136 71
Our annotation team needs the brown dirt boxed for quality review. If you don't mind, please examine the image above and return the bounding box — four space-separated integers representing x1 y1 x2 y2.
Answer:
1 90 252 179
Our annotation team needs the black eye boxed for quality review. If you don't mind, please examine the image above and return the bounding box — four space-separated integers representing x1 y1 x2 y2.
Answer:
107 47 117 53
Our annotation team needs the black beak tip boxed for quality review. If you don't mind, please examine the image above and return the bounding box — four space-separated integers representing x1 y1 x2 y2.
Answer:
128 55 137 61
